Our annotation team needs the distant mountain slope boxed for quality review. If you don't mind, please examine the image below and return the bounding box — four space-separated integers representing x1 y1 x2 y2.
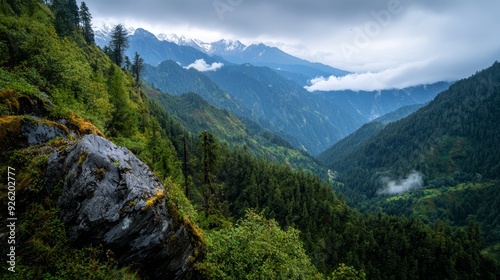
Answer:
146 89 325 174
142 60 363 155
314 82 451 121
95 25 348 84
154 32 349 82
123 26 449 155
204 64 364 155
125 28 227 67
325 62 500 187
320 62 500 248
143 60 250 117
143 58 447 156
318 104 424 166
373 103 425 124
213 43 349 82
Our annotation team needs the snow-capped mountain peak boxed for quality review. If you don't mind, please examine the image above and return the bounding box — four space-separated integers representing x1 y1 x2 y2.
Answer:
209 39 247 54
156 33 180 43
93 23 136 47
156 33 210 52
156 34 247 55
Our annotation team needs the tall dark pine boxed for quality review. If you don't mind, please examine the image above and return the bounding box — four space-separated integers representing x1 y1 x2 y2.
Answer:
198 131 219 214
109 24 129 67
124 56 131 71
52 0 74 36
183 135 191 200
199 131 218 187
131 52 144 84
79 1 95 45
67 0 79 26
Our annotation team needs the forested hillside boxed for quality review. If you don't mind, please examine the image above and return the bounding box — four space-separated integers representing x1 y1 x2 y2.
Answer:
314 82 450 122
318 104 424 170
147 88 325 175
144 60 365 155
0 1 498 279
321 62 500 196
143 60 252 119
204 63 363 155
320 62 500 257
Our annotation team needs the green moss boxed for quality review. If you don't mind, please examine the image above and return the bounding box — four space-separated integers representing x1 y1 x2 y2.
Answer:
1 148 49 200
127 200 137 207
78 150 89 164
159 178 205 252
182 215 205 247
12 202 139 280
93 167 106 181
163 177 197 219
0 89 21 114
19 153 49 191
143 189 164 209
68 113 103 136
0 116 23 148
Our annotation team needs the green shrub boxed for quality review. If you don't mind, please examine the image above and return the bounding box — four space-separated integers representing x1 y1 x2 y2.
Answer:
197 210 321 279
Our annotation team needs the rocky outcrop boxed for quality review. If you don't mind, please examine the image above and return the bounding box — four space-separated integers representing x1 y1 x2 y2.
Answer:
21 117 75 146
0 116 73 150
45 135 203 279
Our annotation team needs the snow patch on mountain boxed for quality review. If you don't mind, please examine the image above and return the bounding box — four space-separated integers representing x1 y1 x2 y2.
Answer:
156 34 247 56
94 23 136 47
157 33 210 51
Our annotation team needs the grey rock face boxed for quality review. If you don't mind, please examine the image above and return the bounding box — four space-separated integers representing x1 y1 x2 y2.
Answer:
45 135 202 279
21 118 72 146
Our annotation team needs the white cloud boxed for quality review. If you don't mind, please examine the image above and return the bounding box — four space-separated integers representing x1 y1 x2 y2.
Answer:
377 171 423 196
184 59 224 72
86 0 500 89
304 59 453 91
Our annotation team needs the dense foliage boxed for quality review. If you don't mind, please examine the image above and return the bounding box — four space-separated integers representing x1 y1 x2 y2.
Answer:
144 60 365 155
197 210 321 279
148 89 326 175
0 1 498 279
317 103 425 172
0 1 178 277
204 145 499 278
322 62 500 196
319 62 500 258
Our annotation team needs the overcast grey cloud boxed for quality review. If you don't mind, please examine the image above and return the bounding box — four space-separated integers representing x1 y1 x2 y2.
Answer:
81 0 500 91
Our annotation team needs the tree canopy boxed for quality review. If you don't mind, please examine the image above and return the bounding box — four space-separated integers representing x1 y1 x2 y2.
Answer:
109 24 129 67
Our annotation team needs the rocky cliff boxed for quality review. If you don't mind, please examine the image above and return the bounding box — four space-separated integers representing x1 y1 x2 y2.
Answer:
44 134 203 279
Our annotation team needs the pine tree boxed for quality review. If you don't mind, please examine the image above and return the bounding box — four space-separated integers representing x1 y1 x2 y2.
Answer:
131 51 144 84
52 0 74 36
198 131 220 214
109 24 129 67
124 56 131 71
106 65 136 137
183 134 191 199
67 0 79 26
199 131 218 186
79 1 94 45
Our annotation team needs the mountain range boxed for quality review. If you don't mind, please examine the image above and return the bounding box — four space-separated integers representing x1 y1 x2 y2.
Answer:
145 86 325 175
95 25 347 82
319 62 500 252
1 2 499 278
96 26 449 155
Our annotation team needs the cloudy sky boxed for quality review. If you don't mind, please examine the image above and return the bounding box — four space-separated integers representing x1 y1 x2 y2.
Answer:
81 0 500 91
